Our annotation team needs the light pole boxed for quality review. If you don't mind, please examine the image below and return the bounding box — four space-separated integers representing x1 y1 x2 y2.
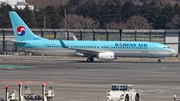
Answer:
64 9 66 29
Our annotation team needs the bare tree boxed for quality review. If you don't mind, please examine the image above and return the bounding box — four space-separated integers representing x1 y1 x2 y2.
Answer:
58 0 69 6
125 15 152 29
153 0 180 7
60 14 100 29
166 14 180 29
105 21 126 29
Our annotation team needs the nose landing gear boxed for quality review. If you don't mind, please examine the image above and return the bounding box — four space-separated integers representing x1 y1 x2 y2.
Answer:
158 59 161 63
158 57 166 63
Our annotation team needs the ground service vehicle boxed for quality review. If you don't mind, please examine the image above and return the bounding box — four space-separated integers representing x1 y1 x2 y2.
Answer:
106 84 140 101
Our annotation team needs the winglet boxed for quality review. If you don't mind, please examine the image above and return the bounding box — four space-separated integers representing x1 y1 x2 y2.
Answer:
58 38 67 48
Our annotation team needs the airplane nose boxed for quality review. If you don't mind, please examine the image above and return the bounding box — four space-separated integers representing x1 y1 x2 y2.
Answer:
170 49 176 55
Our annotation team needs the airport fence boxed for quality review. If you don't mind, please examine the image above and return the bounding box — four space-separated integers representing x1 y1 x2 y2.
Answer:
0 28 180 54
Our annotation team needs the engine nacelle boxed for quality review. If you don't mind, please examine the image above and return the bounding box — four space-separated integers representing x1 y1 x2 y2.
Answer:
98 52 115 60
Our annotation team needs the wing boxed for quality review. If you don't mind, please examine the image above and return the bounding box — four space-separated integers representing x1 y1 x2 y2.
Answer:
58 38 107 56
71 48 102 56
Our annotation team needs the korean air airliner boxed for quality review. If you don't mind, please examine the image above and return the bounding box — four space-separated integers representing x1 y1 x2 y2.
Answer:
9 11 176 62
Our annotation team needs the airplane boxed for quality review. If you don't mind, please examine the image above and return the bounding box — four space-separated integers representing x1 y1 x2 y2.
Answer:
9 11 176 63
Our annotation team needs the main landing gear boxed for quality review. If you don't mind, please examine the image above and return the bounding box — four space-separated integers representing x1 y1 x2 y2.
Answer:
87 56 94 62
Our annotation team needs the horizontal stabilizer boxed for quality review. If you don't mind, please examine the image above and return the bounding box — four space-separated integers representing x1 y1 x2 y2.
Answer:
9 39 26 44
13 41 26 44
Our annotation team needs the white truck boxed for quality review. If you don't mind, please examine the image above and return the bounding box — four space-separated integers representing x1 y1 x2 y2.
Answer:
106 84 140 101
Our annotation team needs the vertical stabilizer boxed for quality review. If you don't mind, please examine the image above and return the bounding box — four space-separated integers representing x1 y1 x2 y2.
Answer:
9 11 47 41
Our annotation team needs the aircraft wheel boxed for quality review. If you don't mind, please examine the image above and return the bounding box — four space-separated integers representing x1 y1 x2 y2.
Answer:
125 94 129 101
91 58 94 62
87 58 94 62
135 93 140 101
87 58 91 62
158 59 161 63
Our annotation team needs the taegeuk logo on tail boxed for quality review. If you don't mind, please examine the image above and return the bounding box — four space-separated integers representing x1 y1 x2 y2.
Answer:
16 26 26 36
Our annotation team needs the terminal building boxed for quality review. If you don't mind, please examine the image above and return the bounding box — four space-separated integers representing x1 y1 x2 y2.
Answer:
0 28 179 56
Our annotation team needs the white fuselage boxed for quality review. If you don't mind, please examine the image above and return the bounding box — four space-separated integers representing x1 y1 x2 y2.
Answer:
26 48 175 58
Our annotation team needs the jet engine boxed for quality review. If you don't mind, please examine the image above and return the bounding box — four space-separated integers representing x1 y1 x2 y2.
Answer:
97 52 115 60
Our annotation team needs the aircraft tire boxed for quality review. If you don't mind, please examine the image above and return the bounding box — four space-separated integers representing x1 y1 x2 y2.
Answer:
125 94 129 101
87 58 94 62
158 59 161 63
91 58 94 62
135 93 140 101
87 58 91 62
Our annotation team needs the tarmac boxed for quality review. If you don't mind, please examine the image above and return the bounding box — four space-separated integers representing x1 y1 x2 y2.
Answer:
0 57 180 101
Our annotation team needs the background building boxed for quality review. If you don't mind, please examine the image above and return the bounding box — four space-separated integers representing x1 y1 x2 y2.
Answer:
0 0 34 10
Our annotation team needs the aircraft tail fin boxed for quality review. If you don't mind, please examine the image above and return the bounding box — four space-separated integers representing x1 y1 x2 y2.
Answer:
9 11 47 41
